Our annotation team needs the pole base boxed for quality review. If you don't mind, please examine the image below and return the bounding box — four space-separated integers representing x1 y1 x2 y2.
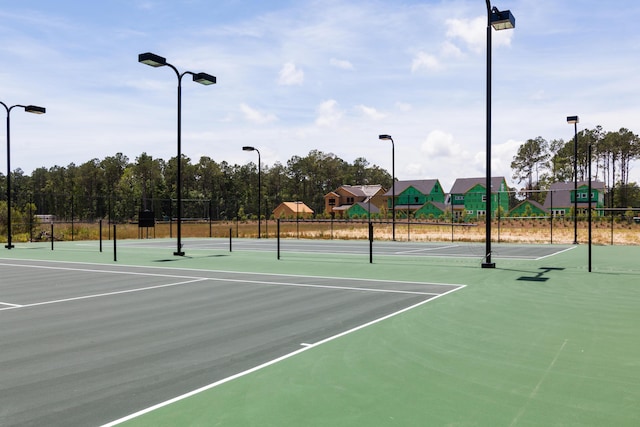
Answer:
173 251 185 256
5 244 14 249
481 262 496 269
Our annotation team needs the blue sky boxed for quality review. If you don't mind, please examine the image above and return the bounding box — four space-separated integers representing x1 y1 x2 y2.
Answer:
2 0 639 191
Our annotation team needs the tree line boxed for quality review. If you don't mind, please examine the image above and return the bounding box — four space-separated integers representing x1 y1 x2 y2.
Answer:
511 126 640 207
0 150 392 223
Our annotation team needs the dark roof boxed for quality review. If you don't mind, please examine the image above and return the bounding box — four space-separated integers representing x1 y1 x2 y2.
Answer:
382 179 440 197
354 202 380 214
449 177 506 194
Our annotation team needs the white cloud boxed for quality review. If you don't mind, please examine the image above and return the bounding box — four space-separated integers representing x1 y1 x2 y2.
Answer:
421 130 458 157
395 102 412 112
240 103 278 124
278 62 304 86
356 105 385 120
445 16 513 54
411 51 442 73
329 58 354 70
315 99 342 127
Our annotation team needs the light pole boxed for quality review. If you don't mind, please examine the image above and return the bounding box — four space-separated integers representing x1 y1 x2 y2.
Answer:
242 146 261 238
1 102 46 249
379 134 395 241
567 115 579 244
482 2 515 269
139 52 216 256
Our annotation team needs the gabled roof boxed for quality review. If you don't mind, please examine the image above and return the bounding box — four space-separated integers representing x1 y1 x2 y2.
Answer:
353 202 380 214
511 199 547 213
339 184 383 198
383 179 440 197
449 177 506 194
274 201 314 213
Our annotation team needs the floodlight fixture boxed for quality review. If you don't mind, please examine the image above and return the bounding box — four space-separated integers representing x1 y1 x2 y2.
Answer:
138 52 216 255
138 52 167 67
483 1 516 269
490 7 515 30
379 134 395 241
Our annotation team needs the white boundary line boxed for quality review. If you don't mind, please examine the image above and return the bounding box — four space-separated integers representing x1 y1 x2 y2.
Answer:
534 245 577 260
0 278 208 311
101 284 465 426
0 257 464 288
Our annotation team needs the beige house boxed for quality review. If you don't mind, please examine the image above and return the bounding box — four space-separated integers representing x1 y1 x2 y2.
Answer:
272 201 314 219
324 185 386 218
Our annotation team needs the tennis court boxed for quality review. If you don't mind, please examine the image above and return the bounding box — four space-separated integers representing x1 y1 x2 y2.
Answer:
1 239 639 426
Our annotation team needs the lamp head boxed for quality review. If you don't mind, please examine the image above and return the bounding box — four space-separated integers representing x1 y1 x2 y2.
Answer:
138 52 167 67
566 116 579 124
242 146 256 151
193 72 216 85
25 105 46 114
378 134 393 141
490 8 515 30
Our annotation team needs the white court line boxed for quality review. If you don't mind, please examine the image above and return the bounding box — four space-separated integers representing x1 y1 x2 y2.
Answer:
101 284 465 427
393 244 460 255
0 301 23 308
0 278 208 311
0 257 462 288
534 245 577 260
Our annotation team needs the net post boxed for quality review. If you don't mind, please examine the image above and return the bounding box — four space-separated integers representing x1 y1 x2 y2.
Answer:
277 219 281 260
229 227 232 252
99 219 103 253
369 221 373 264
51 222 54 251
113 224 117 262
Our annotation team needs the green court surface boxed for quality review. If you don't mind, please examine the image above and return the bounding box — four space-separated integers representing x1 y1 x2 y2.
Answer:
2 239 639 426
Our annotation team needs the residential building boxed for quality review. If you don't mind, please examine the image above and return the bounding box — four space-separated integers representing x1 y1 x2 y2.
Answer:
542 181 605 216
324 185 386 218
382 179 445 219
273 201 314 219
449 177 509 219
509 199 547 217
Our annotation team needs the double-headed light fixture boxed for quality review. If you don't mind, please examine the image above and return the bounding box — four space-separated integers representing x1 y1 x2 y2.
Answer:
138 52 216 256
1 102 46 249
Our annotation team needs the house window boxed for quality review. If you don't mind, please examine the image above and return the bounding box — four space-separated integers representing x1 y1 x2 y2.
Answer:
414 197 419 204
347 197 354 204
481 195 487 202
477 210 486 217
328 198 336 206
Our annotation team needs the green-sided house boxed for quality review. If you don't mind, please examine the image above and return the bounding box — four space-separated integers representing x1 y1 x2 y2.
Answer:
543 181 605 216
382 179 446 219
449 177 509 220
509 199 548 217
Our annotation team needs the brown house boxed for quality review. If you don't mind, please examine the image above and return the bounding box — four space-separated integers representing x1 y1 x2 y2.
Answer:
324 185 386 218
272 201 314 219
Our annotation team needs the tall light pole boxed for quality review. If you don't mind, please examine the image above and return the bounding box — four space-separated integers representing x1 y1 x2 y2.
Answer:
139 52 216 256
567 115 579 244
242 146 261 238
379 134 395 241
1 102 46 249
482 2 515 269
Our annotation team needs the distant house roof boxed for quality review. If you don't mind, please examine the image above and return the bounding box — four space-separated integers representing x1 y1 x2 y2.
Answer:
273 201 314 214
511 199 547 213
383 179 439 197
354 202 380 214
340 184 383 198
450 177 506 194
543 181 605 209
